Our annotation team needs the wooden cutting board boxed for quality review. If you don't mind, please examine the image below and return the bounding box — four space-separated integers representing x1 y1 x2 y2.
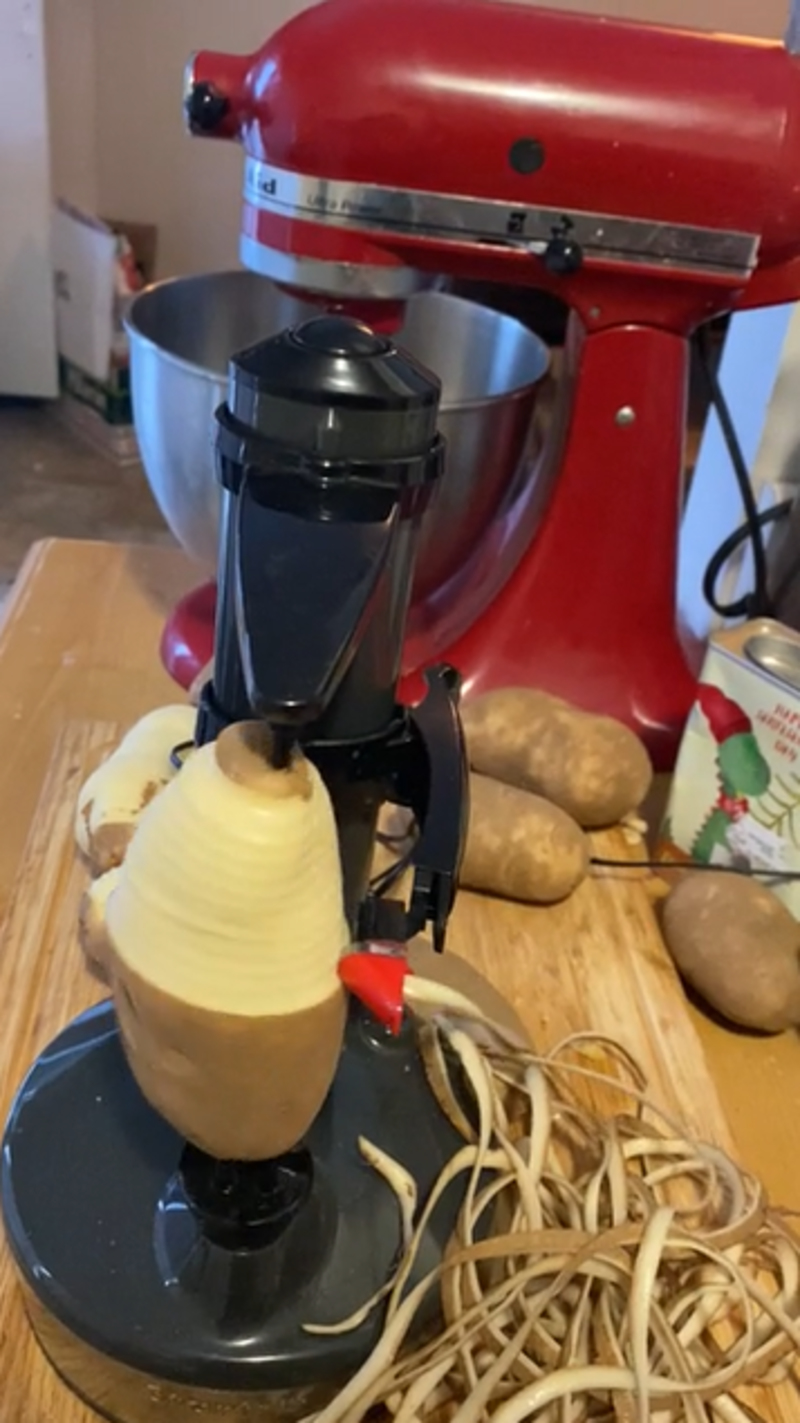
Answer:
0 539 798 1423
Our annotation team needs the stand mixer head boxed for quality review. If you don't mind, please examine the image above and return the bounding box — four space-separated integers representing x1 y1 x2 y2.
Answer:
0 314 470 1421
184 0 800 768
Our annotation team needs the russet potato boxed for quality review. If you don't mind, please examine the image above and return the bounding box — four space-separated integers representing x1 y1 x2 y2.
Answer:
462 688 652 829
662 871 800 1033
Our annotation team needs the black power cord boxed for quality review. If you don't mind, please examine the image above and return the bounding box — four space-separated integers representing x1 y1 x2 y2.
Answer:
370 824 800 897
696 324 793 621
170 740 195 771
591 855 800 883
702 501 792 619
370 827 419 897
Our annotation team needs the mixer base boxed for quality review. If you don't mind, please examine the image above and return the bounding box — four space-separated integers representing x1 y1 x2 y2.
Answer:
1 1000 464 1423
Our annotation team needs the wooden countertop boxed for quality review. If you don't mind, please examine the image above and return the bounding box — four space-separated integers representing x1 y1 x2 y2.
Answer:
0 538 798 1423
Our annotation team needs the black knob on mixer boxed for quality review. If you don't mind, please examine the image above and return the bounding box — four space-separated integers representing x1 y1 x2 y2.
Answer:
185 80 230 134
542 234 584 275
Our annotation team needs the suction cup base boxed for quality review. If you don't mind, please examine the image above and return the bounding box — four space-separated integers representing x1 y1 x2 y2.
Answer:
2 1001 463 1423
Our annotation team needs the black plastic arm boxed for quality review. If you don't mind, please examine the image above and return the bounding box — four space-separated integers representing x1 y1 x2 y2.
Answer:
357 665 469 952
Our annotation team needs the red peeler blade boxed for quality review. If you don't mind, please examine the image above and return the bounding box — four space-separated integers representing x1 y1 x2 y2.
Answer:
337 950 413 1035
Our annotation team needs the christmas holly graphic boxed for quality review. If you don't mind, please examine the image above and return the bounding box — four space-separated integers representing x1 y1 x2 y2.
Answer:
691 685 771 864
751 755 800 848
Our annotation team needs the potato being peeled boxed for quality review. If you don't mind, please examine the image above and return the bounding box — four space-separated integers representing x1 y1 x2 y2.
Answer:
104 720 351 1160
662 871 800 1033
462 688 652 829
78 865 121 982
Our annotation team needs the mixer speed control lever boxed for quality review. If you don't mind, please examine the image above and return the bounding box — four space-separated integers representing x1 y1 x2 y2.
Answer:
541 218 584 275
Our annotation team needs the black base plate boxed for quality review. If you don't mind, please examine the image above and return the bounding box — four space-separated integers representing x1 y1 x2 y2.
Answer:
1 1000 463 1397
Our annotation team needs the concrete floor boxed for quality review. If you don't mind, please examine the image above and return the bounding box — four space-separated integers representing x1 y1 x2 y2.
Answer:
0 401 175 605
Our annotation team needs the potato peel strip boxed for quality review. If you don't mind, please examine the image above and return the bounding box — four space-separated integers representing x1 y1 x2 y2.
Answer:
300 988 800 1423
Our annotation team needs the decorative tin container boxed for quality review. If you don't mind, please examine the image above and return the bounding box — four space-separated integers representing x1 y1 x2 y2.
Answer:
658 618 800 917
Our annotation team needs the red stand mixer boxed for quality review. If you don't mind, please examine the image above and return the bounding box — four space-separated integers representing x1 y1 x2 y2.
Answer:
172 0 800 769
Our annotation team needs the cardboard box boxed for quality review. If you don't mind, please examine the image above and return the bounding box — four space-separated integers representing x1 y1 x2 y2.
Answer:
52 203 157 450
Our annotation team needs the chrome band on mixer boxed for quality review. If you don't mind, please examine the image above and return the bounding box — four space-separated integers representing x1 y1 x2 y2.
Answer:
244 157 759 278
239 235 427 299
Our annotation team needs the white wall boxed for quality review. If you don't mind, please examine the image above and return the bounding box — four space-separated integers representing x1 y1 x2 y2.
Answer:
46 0 790 279
0 0 58 395
44 0 98 213
94 0 312 278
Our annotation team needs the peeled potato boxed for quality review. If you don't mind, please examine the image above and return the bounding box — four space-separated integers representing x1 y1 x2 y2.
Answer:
78 865 121 982
76 704 196 874
462 688 652 829
461 773 588 904
662 871 800 1033
104 720 351 1160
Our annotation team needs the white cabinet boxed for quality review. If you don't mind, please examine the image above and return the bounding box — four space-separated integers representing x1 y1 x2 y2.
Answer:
0 0 57 398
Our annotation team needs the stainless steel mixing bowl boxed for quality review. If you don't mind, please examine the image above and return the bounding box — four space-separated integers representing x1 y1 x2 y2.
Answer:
126 272 549 593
